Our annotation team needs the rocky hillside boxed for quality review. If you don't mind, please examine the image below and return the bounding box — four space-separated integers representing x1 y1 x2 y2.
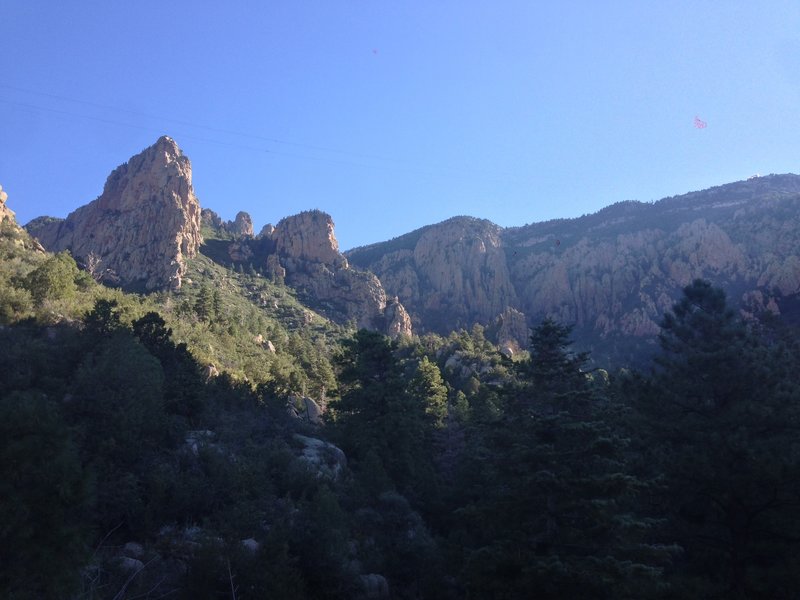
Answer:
271 210 412 337
204 209 413 338
348 174 800 361
25 136 411 338
26 136 202 290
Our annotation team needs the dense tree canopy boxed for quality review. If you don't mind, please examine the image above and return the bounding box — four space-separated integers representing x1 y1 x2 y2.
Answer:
3 262 800 599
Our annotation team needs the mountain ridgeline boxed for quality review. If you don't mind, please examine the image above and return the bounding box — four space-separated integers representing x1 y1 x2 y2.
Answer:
347 174 800 362
25 136 800 363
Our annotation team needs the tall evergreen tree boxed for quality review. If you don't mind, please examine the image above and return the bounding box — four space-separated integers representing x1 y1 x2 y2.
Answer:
460 318 667 598
328 330 432 498
408 356 448 428
194 283 215 322
133 311 205 420
522 317 593 414
635 279 800 598
0 391 90 598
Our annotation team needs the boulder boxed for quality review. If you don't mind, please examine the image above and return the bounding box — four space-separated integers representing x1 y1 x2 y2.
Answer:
292 434 347 480
115 557 144 573
185 430 216 455
359 574 389 599
204 364 219 381
122 542 144 558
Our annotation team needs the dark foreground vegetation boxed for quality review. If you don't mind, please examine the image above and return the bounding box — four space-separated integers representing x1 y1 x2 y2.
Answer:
3 219 800 599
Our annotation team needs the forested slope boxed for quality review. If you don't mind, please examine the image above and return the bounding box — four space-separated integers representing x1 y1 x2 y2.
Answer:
4 201 800 598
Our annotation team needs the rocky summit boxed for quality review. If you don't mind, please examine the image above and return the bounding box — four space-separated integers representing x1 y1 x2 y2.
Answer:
26 136 202 290
201 208 254 239
264 210 413 337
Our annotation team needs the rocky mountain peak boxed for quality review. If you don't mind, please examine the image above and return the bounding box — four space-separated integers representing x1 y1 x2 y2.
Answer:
26 136 202 290
274 210 346 268
258 223 275 239
200 209 254 238
265 209 411 337
232 211 254 238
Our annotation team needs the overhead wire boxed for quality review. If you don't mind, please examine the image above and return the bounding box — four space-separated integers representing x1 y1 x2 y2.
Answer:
0 83 532 185
0 83 398 161
0 98 450 177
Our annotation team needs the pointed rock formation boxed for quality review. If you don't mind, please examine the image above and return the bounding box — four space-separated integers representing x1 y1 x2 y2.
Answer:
271 210 411 336
0 184 45 253
257 223 275 239
27 136 201 290
488 306 529 354
274 210 346 268
201 208 254 239
200 208 224 230
384 297 413 339
0 184 15 225
231 211 254 238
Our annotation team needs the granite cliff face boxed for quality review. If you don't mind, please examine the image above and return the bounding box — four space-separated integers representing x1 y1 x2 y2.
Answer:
273 210 346 268
21 133 799 361
348 174 800 362
350 217 516 332
27 137 201 290
262 210 412 337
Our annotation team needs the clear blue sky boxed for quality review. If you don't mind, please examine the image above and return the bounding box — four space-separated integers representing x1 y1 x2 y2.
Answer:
2 2 799 250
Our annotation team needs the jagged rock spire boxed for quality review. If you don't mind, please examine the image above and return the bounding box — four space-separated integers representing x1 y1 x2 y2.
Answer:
27 136 202 290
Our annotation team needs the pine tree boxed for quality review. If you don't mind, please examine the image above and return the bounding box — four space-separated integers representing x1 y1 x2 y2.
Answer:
328 330 432 498
522 317 592 414
194 283 215 322
84 298 123 337
461 318 668 598
133 311 205 419
0 391 90 597
408 356 448 427
635 279 800 597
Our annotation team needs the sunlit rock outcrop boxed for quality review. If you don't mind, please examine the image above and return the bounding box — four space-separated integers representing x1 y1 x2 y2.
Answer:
27 136 201 290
